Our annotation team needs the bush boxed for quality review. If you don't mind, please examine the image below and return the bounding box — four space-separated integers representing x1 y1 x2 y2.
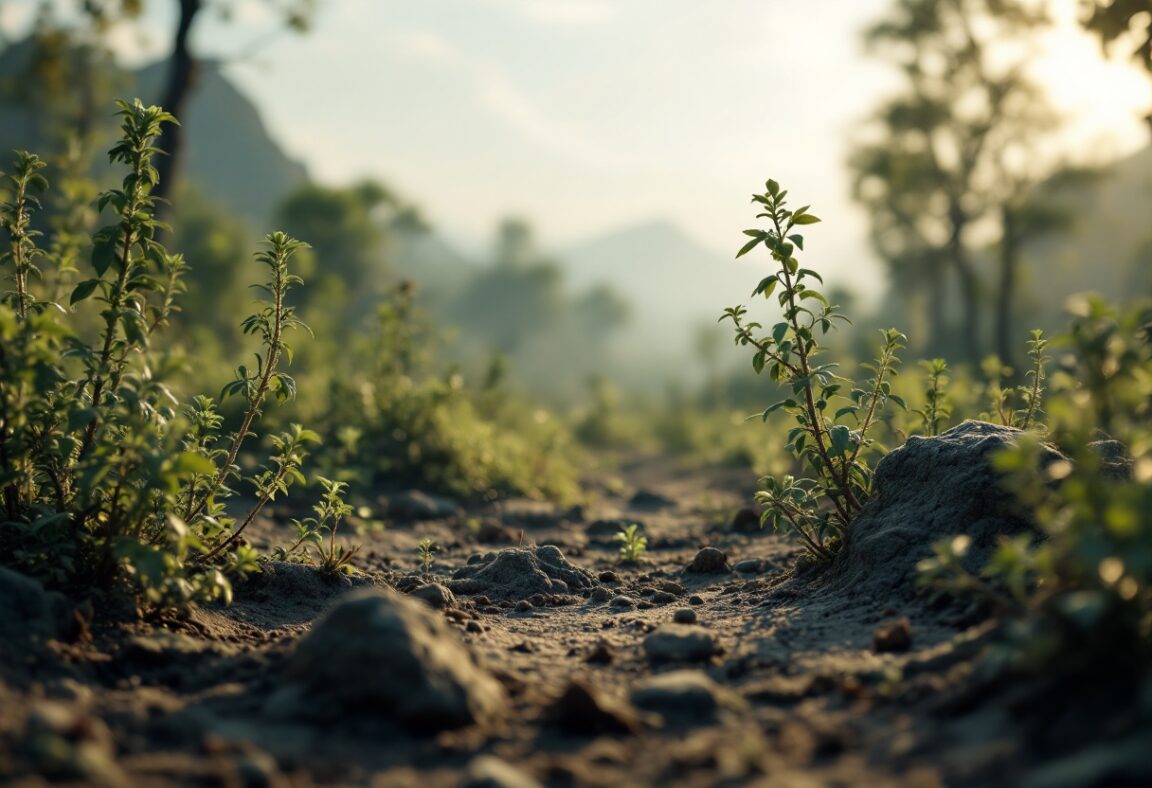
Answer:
0 100 334 611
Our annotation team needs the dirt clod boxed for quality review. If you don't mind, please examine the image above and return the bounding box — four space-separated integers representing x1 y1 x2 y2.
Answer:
643 624 719 663
449 546 595 600
873 617 913 653
685 547 730 574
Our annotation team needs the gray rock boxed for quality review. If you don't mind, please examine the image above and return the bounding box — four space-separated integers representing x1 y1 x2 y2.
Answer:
672 608 697 625
609 595 635 609
643 624 719 663
410 583 456 610
629 489 677 510
463 755 542 788
0 567 71 642
630 670 744 724
830 420 1062 599
589 587 612 603
386 490 462 520
685 547 730 574
734 559 764 574
449 546 594 601
279 589 505 732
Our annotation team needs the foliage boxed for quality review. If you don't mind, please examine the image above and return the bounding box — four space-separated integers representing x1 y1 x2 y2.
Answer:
0 100 319 611
275 477 359 574
614 523 647 564
417 538 438 574
920 297 1152 670
1081 0 1152 74
310 282 583 503
850 0 1057 364
983 330 1050 430
913 358 952 436
723 180 906 560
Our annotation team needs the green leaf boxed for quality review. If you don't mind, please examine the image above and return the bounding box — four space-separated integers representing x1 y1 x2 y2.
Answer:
173 452 217 476
67 407 99 431
792 213 821 225
736 236 762 258
92 236 118 277
70 279 101 305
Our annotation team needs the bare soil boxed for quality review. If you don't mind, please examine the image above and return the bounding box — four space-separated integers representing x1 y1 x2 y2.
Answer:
1 456 1147 787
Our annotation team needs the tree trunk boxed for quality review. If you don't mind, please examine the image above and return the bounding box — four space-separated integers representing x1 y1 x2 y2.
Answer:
995 205 1019 373
153 0 204 219
947 201 981 365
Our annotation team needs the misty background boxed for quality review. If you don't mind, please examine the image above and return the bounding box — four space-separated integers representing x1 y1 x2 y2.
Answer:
1 0 1150 408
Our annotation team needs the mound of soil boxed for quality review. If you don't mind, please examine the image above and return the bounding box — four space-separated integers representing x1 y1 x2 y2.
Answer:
827 420 1059 602
449 545 595 600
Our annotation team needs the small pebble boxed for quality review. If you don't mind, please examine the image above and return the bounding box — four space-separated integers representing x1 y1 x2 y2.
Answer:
650 591 677 605
515 600 534 613
598 570 621 583
609 596 634 609
689 595 705 606
673 608 697 624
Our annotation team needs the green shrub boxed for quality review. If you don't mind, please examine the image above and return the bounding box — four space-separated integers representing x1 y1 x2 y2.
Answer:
920 296 1152 670
0 100 331 611
723 179 906 559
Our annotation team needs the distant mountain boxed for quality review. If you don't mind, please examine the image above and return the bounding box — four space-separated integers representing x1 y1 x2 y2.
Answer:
560 219 757 369
0 39 308 231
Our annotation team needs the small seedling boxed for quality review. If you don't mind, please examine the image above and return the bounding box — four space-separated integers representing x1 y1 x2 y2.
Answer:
417 538 438 573
614 523 647 564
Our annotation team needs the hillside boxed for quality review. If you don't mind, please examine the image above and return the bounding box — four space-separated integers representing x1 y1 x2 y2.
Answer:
561 219 755 375
0 39 307 231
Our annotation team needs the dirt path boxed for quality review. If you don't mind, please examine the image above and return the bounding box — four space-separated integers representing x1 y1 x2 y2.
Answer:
0 455 1138 787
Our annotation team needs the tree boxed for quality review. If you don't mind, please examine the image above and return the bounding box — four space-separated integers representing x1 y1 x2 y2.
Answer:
851 0 1056 365
1081 0 1152 129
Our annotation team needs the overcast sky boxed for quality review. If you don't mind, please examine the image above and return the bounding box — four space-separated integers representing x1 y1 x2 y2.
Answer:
2 0 1149 299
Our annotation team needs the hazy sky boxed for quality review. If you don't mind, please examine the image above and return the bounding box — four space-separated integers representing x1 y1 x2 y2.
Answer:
2 0 1150 298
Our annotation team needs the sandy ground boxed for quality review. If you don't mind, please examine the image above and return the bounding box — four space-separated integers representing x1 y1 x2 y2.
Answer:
2 455 1148 787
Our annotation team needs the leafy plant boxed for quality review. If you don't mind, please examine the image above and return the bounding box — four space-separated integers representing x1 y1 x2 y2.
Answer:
0 100 325 611
276 477 359 574
613 523 647 564
913 358 952 436
985 330 1050 430
417 538 438 574
722 179 905 559
919 299 1152 670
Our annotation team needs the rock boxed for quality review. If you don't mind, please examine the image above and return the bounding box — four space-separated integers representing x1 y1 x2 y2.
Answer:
673 608 698 625
474 518 515 544
729 507 762 533
598 570 621 584
734 559 765 574
609 595 635 609
585 640 614 664
830 421 1063 599
589 587 612 603
449 546 594 601
410 583 456 610
630 671 744 725
656 580 686 595
0 567 71 644
463 755 542 788
1089 439 1133 479
629 489 677 510
688 595 705 606
543 680 642 736
685 547 730 574
643 625 719 663
650 591 677 605
386 490 462 521
278 589 505 732
514 600 533 612
23 701 128 786
587 519 636 538
873 617 913 653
